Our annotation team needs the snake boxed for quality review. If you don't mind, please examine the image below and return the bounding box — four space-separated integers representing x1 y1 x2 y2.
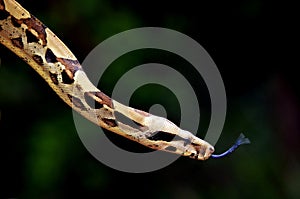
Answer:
0 0 249 161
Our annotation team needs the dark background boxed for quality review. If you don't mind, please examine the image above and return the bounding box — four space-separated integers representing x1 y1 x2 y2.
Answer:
0 0 298 198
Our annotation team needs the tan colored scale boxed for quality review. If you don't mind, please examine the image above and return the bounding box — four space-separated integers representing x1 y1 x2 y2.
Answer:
0 0 215 160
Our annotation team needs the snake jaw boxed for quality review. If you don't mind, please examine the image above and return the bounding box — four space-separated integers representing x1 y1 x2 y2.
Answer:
192 145 214 160
204 145 215 160
189 139 215 160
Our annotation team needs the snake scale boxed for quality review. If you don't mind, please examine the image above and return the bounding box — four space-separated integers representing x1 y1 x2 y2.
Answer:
0 0 249 161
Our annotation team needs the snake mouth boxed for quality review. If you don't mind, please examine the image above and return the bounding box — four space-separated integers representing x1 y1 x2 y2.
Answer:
201 146 215 160
187 144 215 160
200 145 215 160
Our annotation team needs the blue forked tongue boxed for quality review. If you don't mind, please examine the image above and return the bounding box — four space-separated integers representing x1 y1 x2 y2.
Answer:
211 133 250 159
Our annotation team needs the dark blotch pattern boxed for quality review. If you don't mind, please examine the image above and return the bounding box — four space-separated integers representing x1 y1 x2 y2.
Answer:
102 118 117 127
0 11 8 21
94 92 113 108
84 91 113 109
148 144 159 149
0 2 9 20
67 94 87 111
61 69 74 84
165 146 177 152
49 72 58 85
45 48 57 63
133 120 147 131
0 12 47 48
84 92 103 109
190 153 197 159
32 55 43 65
114 111 143 130
44 50 79 85
183 138 192 146
0 0 5 8
22 15 47 46
26 29 39 43
11 16 21 27
148 131 175 142
56 57 81 79
11 37 23 49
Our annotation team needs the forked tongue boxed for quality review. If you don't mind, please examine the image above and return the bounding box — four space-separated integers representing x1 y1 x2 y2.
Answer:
211 133 250 159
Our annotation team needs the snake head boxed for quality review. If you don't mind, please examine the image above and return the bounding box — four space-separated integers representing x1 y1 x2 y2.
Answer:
192 142 215 160
186 134 215 160
172 130 215 160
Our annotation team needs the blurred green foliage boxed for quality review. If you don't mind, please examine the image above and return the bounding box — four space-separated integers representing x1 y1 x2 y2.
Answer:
0 0 298 198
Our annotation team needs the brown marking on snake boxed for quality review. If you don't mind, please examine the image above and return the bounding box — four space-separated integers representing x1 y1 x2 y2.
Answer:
84 92 103 109
0 0 5 10
133 121 149 132
165 146 177 152
45 50 80 84
190 153 197 159
11 16 21 27
0 10 9 21
2 10 47 46
49 72 58 85
21 56 29 64
32 54 43 65
94 91 113 108
183 138 192 147
102 118 118 127
61 69 74 84
25 29 39 43
0 11 8 21
147 144 161 149
134 109 150 117
22 15 47 46
56 58 81 78
148 131 175 142
45 48 57 63
67 94 87 111
11 37 23 48
84 91 113 109
114 111 146 131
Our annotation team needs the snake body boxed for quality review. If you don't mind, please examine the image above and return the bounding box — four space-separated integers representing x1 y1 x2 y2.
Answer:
0 0 215 160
